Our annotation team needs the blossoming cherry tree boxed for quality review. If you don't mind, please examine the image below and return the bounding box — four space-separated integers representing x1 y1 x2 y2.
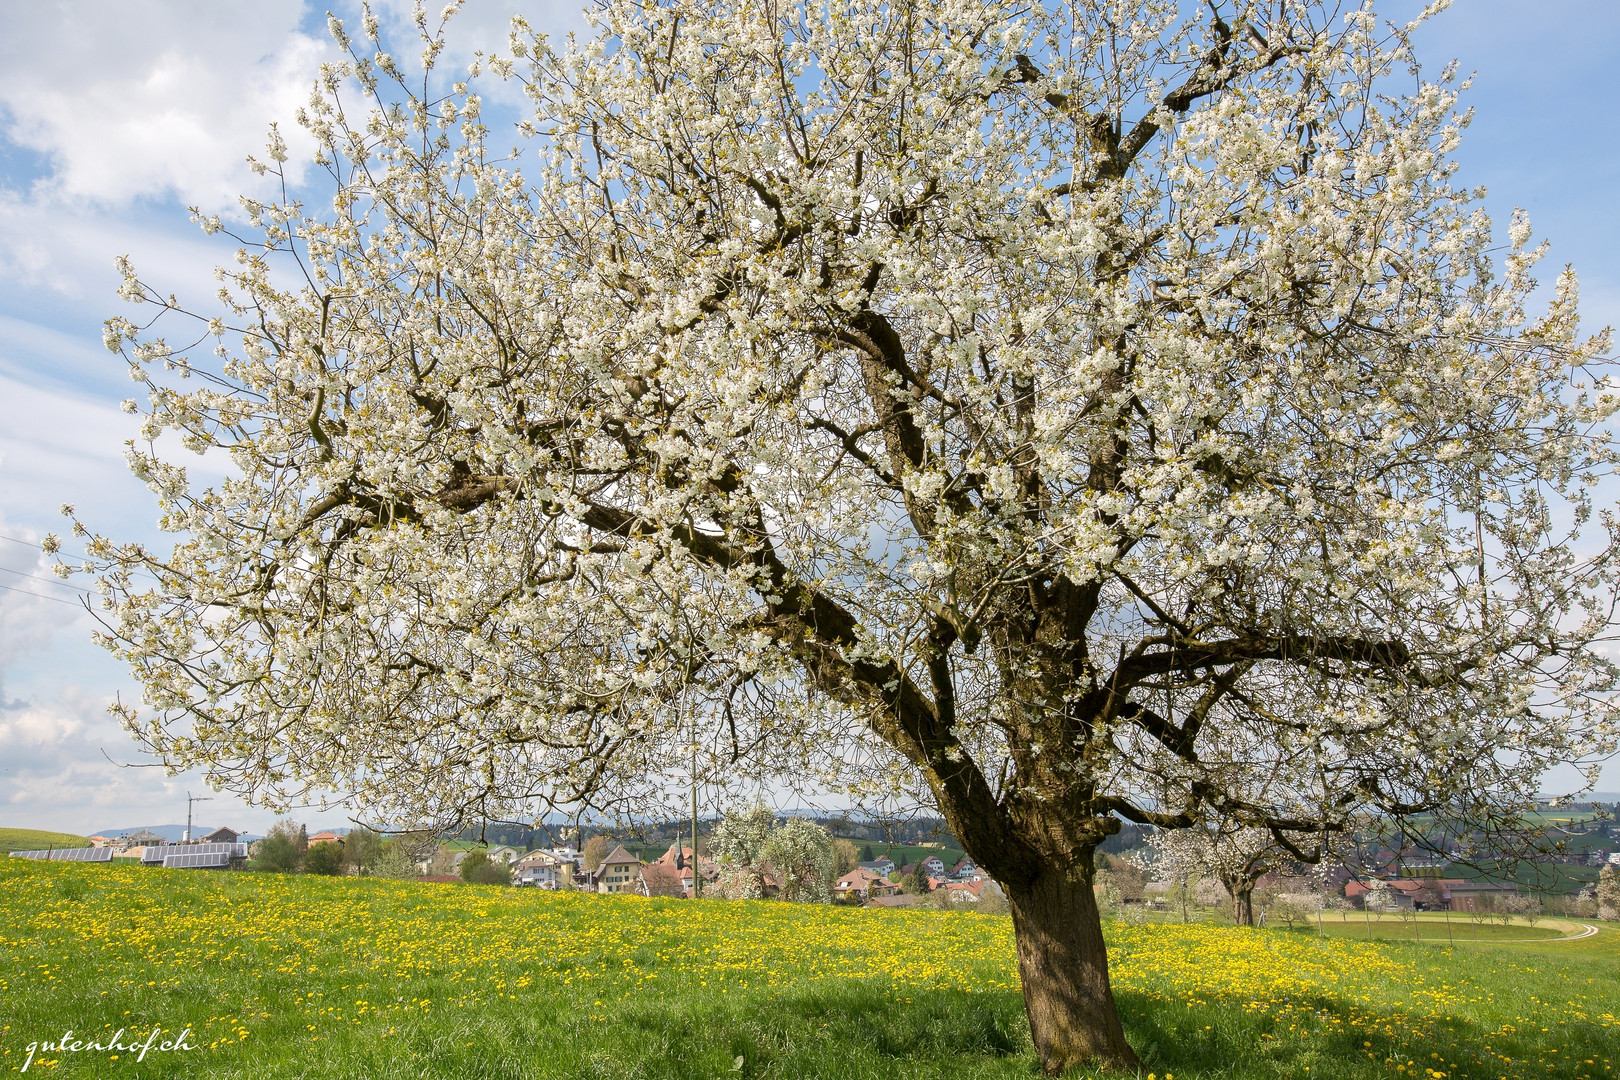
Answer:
84 0 1620 1070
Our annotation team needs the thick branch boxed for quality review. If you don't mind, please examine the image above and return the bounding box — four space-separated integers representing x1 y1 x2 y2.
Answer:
1114 632 1414 686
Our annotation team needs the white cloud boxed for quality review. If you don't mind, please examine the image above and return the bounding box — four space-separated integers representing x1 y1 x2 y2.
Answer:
0 368 143 528
0 519 326 836
0 683 249 834
0 680 358 836
0 1 590 213
0 2 591 312
0 526 94 684
0 192 230 307
0 1 329 211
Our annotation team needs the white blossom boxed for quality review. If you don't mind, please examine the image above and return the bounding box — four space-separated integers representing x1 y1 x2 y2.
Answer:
73 4 1620 1069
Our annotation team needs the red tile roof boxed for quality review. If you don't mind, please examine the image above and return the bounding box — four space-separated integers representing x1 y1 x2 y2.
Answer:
835 867 889 890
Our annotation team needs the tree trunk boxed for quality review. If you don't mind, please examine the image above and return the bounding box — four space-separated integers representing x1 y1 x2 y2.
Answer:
1220 871 1256 927
1233 887 1254 926
1006 866 1141 1075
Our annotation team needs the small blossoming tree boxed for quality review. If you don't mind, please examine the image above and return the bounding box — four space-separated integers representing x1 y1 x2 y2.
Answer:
1140 822 1283 926
79 0 1620 1070
763 817 836 904
710 804 777 900
710 804 836 902
1598 865 1620 922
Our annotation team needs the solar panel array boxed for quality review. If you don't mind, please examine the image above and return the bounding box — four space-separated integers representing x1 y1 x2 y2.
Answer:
140 842 247 863
163 851 230 869
12 842 247 866
6 848 111 861
51 847 113 863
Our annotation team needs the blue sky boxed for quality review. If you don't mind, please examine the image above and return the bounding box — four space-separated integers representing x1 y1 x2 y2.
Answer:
0 1 1615 834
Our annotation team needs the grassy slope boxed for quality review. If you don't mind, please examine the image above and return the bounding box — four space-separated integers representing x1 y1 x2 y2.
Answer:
0 827 90 854
844 839 969 868
0 860 1614 1080
1312 914 1565 943
1442 860 1602 892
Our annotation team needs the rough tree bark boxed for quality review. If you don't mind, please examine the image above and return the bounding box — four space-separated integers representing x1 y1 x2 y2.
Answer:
1232 887 1255 927
1213 850 1273 928
1006 859 1141 1073
1217 868 1263 926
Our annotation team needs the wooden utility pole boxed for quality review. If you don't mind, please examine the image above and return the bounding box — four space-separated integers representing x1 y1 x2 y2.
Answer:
690 712 702 899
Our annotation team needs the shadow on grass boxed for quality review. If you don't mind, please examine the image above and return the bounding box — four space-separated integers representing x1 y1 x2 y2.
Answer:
1117 978 1619 1080
578 980 1037 1079
547 977 1620 1080
426 975 1617 1080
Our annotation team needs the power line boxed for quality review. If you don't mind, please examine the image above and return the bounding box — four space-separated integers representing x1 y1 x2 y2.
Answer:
0 581 85 608
0 565 93 596
0 531 161 585
0 531 90 560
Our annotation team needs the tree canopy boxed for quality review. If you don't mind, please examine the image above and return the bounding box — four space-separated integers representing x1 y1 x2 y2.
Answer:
78 0 1620 1069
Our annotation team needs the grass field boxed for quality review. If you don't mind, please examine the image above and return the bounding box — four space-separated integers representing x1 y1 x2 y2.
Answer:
1441 860 1603 893
1304 910 1583 944
0 827 90 854
855 839 970 869
1313 916 1566 943
0 859 1615 1079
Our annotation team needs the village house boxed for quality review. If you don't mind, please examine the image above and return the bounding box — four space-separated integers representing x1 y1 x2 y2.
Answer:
513 849 576 889
899 855 947 879
1438 880 1523 911
596 845 643 894
638 863 688 898
648 843 720 898
415 844 474 875
833 867 899 902
113 828 167 859
859 856 896 876
485 845 522 865
201 826 240 844
307 830 344 847
1345 878 1521 912
944 879 1002 903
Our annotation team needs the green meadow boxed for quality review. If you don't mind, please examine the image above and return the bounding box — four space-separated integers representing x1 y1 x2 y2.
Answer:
0 828 90 855
0 857 1614 1079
